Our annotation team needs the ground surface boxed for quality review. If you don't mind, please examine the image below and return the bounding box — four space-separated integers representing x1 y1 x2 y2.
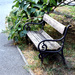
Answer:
0 33 31 75
22 45 75 75
20 6 75 75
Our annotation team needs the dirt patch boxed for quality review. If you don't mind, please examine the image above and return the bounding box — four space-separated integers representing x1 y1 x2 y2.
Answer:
22 45 47 75
22 44 75 75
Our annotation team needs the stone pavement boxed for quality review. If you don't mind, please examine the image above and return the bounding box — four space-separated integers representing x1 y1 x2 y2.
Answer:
0 1 31 75
0 33 31 75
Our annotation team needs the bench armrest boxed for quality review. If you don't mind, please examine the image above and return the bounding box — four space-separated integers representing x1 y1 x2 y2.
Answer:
39 36 64 43
38 37 64 51
23 21 44 30
38 25 71 51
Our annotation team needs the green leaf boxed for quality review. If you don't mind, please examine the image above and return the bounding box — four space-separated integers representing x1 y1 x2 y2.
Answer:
33 4 43 9
14 36 18 42
30 8 36 13
15 21 21 28
28 8 36 14
19 1 25 9
8 29 16 40
36 10 40 16
13 10 18 15
43 0 47 4
8 34 12 40
49 0 57 6
57 0 62 2
23 4 30 11
14 1 19 7
13 0 17 3
22 17 27 20
20 30 27 37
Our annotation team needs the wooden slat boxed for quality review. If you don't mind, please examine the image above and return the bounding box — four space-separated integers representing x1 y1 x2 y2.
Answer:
39 30 61 50
27 31 39 48
37 32 54 49
27 30 61 50
31 31 46 50
43 14 66 34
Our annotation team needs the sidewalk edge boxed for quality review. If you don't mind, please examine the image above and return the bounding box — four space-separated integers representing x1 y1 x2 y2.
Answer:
16 46 35 75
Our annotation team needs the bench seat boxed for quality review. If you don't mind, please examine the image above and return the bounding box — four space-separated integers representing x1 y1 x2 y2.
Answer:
27 30 61 50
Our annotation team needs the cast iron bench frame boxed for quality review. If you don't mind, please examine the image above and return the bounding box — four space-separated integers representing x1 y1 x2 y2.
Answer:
23 14 71 65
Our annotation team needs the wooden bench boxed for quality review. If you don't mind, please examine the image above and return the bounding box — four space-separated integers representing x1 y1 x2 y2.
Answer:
23 14 71 64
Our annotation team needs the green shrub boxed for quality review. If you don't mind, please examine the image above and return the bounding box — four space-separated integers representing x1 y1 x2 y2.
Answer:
6 0 62 42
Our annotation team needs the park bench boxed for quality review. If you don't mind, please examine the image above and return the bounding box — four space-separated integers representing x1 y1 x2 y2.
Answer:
23 14 71 64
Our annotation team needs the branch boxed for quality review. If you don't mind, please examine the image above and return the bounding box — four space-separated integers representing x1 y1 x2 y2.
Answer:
21 16 43 22
50 0 67 13
24 0 67 21
21 0 74 22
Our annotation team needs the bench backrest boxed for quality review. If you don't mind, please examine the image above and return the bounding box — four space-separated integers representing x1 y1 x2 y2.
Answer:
43 14 66 34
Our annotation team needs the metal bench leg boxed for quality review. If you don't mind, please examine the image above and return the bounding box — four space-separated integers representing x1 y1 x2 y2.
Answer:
26 35 29 44
61 50 66 65
61 54 66 65
38 53 44 64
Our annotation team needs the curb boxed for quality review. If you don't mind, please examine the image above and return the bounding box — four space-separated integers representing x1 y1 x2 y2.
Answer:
16 46 35 75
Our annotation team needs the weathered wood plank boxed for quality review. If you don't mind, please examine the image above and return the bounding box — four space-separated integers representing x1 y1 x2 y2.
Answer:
43 14 66 34
36 32 54 50
27 31 39 48
31 31 46 50
27 30 61 50
40 30 61 50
